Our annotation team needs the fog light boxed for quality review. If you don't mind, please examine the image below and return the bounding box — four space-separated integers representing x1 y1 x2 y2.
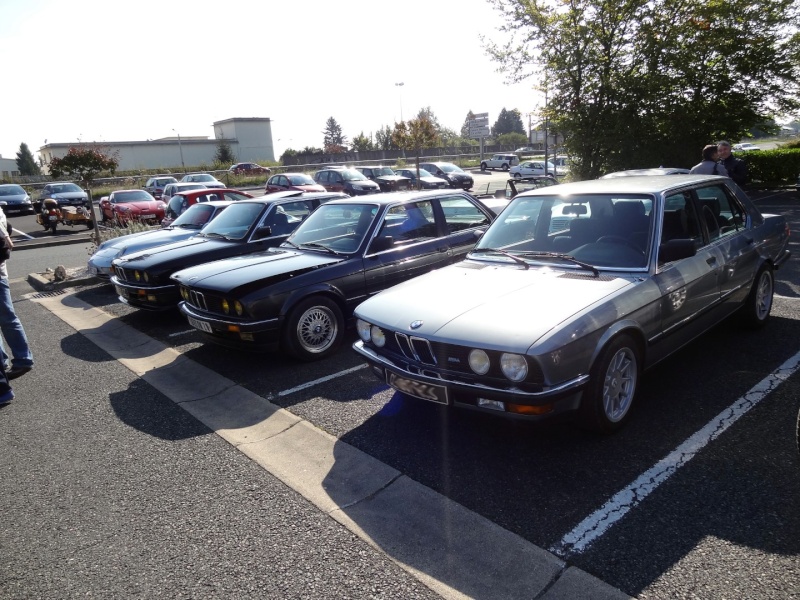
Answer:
370 326 386 347
239 332 254 341
147 294 156 302
356 319 371 342
469 349 490 375
507 403 553 415
477 398 505 411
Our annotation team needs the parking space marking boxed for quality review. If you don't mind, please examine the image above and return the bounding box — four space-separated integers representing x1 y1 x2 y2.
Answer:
168 329 196 337
552 349 800 558
274 364 367 398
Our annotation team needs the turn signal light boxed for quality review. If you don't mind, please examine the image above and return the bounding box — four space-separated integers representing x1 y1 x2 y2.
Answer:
507 403 554 415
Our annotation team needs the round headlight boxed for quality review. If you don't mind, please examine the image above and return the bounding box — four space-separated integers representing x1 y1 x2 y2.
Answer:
356 319 371 342
370 326 386 347
234 301 243 316
500 353 528 382
134 270 141 282
221 299 230 314
468 349 490 375
143 272 150 283
180 287 188 300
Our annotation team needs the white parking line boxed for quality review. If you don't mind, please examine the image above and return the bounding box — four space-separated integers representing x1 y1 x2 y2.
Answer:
168 329 196 337
11 227 35 240
552 349 800 558
275 364 368 397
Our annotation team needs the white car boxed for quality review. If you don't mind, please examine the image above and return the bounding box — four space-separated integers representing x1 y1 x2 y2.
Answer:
180 173 226 188
733 143 762 152
510 160 556 178
480 154 520 171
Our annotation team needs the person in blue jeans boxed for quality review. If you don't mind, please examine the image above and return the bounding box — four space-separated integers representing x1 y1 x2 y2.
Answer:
0 208 33 384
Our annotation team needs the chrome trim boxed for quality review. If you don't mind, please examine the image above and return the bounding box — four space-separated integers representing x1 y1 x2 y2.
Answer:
189 290 207 311
354 341 588 399
110 278 175 293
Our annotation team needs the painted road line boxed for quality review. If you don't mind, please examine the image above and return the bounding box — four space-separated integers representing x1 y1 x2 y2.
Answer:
552 349 800 558
168 329 196 337
274 364 368 398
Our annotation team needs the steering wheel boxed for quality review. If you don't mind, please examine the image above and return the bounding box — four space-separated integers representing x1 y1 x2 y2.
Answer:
596 235 642 253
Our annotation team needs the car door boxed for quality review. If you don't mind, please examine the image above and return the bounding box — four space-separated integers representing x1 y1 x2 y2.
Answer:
650 190 723 358
363 199 450 296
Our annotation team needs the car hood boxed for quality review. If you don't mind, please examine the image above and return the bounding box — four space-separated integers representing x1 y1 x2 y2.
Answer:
376 176 409 182
95 228 201 258
48 192 87 199
114 237 229 270
356 261 634 352
170 248 342 294
115 200 162 211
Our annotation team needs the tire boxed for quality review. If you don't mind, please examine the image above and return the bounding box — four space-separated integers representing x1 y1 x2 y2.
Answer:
282 296 344 361
578 334 640 433
502 163 509 171
740 265 773 328
50 222 58 234
480 163 487 171
87 220 94 230
513 173 521 179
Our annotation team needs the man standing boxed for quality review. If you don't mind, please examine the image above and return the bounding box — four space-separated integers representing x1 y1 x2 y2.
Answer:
717 140 748 187
690 145 729 176
0 209 33 381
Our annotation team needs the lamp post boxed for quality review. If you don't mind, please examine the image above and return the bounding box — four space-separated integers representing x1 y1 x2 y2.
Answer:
395 82 404 122
172 128 186 174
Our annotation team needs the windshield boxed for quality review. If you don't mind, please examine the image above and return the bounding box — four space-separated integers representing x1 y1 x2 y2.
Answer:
202 202 264 240
112 190 153 203
286 203 377 253
50 183 83 194
0 185 26 197
171 203 222 228
438 164 463 173
341 169 369 182
475 193 655 269
287 174 315 185
374 167 395 176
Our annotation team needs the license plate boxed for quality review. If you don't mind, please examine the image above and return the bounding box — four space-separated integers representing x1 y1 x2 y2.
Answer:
48 215 57 221
387 372 448 405
140 214 154 219
187 315 213 333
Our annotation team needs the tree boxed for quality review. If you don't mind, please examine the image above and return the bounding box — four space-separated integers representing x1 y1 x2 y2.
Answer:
460 111 478 138
375 125 398 150
48 144 119 242
483 0 800 179
496 132 529 147
351 132 375 152
491 108 525 137
390 117 439 188
15 143 40 176
322 117 347 153
215 139 235 165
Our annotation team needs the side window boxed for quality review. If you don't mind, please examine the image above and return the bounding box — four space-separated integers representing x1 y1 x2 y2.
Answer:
661 192 702 245
378 201 436 242
439 196 490 233
694 184 747 240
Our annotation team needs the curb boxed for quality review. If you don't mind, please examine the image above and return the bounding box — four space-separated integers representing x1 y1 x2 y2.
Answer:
26 270 100 293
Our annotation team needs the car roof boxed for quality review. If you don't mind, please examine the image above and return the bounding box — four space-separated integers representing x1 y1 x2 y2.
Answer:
175 188 245 198
601 168 691 178
323 189 471 206
518 174 727 197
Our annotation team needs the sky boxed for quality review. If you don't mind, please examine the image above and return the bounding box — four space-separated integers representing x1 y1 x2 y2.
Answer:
0 0 544 162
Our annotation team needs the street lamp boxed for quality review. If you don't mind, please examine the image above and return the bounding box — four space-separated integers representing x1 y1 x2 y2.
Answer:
395 82 404 122
172 128 186 174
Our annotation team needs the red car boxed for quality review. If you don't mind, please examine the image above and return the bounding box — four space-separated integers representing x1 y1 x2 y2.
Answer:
265 172 326 194
100 190 167 225
162 188 253 226
229 162 271 175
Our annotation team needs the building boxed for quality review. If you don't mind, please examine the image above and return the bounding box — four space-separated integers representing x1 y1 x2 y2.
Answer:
38 118 274 172
0 156 19 179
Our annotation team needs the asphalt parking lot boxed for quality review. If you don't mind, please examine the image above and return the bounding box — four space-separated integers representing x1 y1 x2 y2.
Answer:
4 183 800 598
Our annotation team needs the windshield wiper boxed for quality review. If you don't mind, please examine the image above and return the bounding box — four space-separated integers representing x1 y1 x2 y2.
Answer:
516 251 600 276
178 224 201 229
281 239 300 249
299 242 342 255
200 231 232 240
470 247 529 269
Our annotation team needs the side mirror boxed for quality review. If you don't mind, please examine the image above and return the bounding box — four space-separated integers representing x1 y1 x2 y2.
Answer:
254 225 273 239
473 229 485 239
370 235 394 252
658 238 696 263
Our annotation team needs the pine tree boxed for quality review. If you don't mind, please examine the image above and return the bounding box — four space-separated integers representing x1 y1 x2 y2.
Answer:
15 143 40 176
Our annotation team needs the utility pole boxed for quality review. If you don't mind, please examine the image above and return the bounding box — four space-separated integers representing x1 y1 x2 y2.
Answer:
172 129 186 174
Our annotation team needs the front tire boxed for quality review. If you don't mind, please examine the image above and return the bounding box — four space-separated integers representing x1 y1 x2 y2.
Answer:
480 162 487 171
502 163 509 171
741 265 773 328
578 334 640 433
513 173 521 179
283 296 344 361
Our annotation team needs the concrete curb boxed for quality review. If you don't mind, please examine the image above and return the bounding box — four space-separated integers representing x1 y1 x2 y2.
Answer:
30 289 632 600
26 269 100 293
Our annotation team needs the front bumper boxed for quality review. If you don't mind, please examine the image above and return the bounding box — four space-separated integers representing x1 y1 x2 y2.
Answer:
353 340 586 420
112 277 180 310
88 257 114 279
179 301 281 351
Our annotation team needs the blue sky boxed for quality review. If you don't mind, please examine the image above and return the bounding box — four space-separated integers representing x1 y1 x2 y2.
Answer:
0 0 542 161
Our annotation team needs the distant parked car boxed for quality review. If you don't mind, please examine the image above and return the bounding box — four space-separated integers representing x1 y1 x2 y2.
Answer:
510 160 556 178
0 184 34 216
143 176 178 199
99 189 166 225
36 182 89 213
181 173 225 188
265 173 326 194
393 168 448 190
419 162 474 190
355 166 412 192
162 182 207 203
733 143 762 152
313 168 381 195
514 146 537 154
229 162 271 175
88 200 234 279
480 153 520 171
162 188 253 226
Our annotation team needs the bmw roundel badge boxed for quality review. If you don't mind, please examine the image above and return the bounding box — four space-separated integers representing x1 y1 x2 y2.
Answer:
410 320 423 330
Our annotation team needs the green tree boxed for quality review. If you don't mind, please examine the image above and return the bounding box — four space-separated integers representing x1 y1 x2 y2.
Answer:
351 131 375 152
48 144 119 242
491 108 525 137
484 0 800 179
279 148 298 165
391 117 439 188
375 125 398 150
322 117 347 153
496 132 529 147
215 139 235 165
15 143 40 176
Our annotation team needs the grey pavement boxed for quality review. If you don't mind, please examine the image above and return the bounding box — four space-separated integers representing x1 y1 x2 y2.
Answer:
0 274 631 599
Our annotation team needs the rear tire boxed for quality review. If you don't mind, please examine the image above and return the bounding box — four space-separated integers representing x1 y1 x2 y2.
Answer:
578 334 640 433
502 163 509 171
480 163 487 171
741 265 773 328
282 296 344 361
